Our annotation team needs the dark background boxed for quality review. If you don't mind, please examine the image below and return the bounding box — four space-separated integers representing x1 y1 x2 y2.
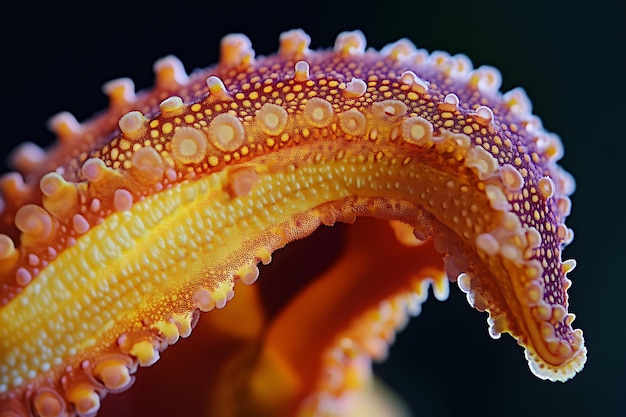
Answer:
1 1 623 416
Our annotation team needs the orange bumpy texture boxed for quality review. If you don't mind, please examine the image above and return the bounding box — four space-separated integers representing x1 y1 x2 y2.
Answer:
0 29 584 417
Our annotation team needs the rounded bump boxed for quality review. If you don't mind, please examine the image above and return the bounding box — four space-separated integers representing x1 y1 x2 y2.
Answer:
474 105 494 125
47 111 82 140
154 320 180 345
256 103 288 136
504 87 532 116
81 158 108 182
475 233 500 255
159 96 184 114
526 227 542 248
33 388 65 417
439 93 460 112
0 234 16 260
153 55 189 87
113 189 133 212
236 264 260 285
205 76 230 100
130 147 164 186
343 77 367 98
457 273 472 294
72 214 90 235
538 176 555 199
129 340 159 367
551 304 567 324
220 33 255 68
171 127 209 164
228 167 259 198
40 172 78 220
381 38 416 61
542 133 565 161
555 166 575 196
465 146 499 180
170 313 193 338
67 384 100 416
193 288 214 312
399 70 429 93
524 281 544 306
338 109 367 136
303 97 334 128
102 77 136 107
470 65 502 93
9 141 46 174
485 185 511 211
334 30 366 55
208 113 245 152
118 111 146 138
279 29 311 57
0 172 28 201
294 60 310 82
501 164 525 191
429 50 451 68
15 204 53 239
401 116 433 145
39 172 67 197
93 357 134 392
525 260 544 280
15 267 32 286
561 259 576 274
448 54 473 79
372 99 407 120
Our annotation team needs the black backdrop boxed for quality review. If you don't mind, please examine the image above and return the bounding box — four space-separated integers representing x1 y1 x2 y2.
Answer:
1 1 622 416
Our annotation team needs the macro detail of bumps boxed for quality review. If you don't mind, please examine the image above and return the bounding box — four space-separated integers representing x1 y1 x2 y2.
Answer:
0 29 584 417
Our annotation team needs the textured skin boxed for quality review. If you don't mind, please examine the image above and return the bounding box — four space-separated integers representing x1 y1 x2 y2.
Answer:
0 29 584 417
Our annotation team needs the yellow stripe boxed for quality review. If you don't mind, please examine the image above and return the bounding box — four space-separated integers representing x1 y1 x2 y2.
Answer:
0 146 490 392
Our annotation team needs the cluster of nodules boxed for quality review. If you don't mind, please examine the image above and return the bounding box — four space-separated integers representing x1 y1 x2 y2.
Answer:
427 89 579 363
0 152 176 302
0 312 197 417
0 355 133 417
190 261 263 314
0 26 548 299
469 182 580 361
464 210 580 359
297 289 431 416
0 31 446 284
88 26 532 175
0 27 583 410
